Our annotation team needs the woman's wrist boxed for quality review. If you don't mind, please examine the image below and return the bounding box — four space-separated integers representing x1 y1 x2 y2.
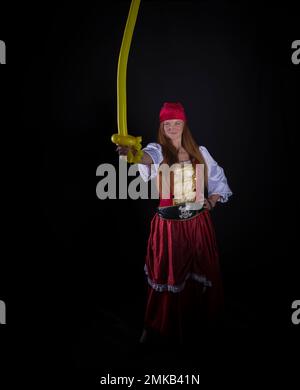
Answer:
209 194 220 203
139 151 153 165
207 194 220 209
207 198 214 210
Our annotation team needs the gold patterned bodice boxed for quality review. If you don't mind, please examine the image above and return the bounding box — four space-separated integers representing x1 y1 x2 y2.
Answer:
173 161 196 205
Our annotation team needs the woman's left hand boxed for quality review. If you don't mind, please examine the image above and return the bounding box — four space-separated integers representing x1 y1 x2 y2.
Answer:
203 198 216 210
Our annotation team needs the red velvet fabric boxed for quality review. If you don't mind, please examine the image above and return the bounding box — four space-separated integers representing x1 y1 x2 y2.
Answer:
143 210 224 342
159 102 187 123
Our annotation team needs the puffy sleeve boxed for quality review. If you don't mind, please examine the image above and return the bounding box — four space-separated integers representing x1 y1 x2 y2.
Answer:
200 145 233 203
138 142 164 182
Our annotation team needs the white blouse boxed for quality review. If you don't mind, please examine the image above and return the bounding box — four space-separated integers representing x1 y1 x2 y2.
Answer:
138 142 233 203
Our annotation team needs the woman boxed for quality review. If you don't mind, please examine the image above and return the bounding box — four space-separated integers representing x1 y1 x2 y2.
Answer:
117 102 233 344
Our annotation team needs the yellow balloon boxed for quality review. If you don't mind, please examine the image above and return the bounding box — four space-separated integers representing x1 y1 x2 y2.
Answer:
111 0 143 164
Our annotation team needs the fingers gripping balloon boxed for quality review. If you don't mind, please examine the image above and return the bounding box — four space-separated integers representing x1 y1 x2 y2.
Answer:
111 0 144 164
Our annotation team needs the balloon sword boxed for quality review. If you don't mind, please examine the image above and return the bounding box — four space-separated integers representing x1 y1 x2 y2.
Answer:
111 0 144 163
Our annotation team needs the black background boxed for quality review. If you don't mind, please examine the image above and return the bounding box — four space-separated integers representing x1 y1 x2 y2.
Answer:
1 0 299 383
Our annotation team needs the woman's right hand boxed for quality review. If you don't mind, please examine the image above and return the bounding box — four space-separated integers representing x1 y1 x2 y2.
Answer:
116 145 131 156
116 145 152 165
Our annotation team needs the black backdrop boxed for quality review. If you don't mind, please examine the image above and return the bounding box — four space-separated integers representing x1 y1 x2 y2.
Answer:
1 0 299 380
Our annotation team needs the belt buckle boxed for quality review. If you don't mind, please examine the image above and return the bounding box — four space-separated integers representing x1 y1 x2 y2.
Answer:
178 205 194 219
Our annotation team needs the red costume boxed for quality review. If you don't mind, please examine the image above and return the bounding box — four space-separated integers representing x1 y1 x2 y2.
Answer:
138 103 233 342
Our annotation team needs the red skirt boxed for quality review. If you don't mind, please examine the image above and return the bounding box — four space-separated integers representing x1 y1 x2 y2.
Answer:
143 210 224 342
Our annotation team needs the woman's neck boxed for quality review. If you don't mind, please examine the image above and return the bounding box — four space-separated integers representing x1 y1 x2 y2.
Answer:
172 139 182 150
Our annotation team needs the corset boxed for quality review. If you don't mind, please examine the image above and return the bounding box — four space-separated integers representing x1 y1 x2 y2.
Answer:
159 160 203 207
173 161 196 204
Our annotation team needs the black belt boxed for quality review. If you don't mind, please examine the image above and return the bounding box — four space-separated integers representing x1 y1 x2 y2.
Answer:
157 204 205 221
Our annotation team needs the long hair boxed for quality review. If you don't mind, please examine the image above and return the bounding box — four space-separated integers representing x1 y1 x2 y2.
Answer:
157 122 208 189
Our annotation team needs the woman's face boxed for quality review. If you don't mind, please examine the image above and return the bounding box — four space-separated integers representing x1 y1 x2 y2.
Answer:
163 119 184 141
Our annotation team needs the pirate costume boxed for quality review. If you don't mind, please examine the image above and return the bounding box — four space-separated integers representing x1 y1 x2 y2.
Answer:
138 103 233 342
